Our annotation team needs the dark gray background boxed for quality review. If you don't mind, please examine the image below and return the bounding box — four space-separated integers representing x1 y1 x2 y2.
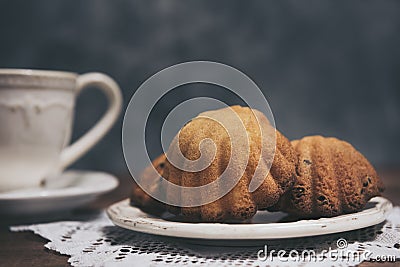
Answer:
0 0 399 174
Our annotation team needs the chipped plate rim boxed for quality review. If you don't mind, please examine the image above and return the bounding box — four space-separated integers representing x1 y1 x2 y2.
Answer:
107 197 392 240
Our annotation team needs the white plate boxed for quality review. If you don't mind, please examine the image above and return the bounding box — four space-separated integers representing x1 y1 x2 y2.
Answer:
107 197 392 241
0 170 118 215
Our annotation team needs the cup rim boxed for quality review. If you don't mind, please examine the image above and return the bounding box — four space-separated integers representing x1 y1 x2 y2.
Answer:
0 68 78 79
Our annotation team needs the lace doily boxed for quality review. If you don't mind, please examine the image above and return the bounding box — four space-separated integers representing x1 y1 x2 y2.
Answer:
11 207 400 267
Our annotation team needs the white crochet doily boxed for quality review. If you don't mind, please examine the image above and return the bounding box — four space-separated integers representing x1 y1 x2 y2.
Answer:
11 207 400 267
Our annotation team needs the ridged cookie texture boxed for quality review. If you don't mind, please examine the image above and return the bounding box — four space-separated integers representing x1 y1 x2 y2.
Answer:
130 154 166 215
270 135 385 218
163 106 298 222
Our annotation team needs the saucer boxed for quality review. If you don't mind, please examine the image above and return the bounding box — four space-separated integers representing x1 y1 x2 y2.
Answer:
0 170 118 215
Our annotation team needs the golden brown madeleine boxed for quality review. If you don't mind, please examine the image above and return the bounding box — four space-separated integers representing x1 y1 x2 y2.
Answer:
163 106 297 222
130 154 166 215
270 135 384 218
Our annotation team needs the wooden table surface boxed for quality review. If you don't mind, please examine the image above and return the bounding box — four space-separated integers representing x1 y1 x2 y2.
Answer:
0 168 399 267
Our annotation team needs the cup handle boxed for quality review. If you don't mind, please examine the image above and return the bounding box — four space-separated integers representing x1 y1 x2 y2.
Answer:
59 73 123 169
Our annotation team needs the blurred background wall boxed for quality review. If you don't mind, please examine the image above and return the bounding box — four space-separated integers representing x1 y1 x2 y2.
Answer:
0 0 399 174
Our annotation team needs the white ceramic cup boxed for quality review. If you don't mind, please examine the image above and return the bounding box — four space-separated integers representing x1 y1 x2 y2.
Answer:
0 69 122 192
